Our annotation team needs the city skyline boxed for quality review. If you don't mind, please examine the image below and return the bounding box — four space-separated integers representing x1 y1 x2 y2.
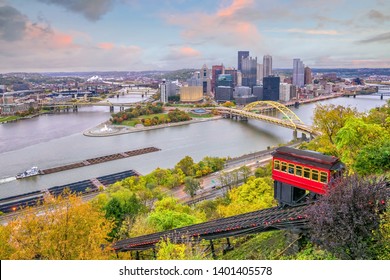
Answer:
0 0 389 73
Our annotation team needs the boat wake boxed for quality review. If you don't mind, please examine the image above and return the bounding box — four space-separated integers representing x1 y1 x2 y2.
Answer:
0 177 16 184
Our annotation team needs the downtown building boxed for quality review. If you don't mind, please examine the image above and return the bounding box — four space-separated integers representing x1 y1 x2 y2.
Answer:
241 56 257 88
160 80 179 103
293 58 305 87
263 76 280 101
263 55 273 77
211 64 224 93
237 51 250 72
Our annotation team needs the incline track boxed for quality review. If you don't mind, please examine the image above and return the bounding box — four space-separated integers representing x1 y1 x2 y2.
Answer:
112 204 309 252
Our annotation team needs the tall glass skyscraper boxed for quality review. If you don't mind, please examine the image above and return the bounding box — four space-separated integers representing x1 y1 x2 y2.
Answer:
237 51 249 71
293 58 305 87
263 55 272 77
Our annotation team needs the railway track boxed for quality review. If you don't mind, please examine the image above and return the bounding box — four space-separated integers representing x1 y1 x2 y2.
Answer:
112 204 309 252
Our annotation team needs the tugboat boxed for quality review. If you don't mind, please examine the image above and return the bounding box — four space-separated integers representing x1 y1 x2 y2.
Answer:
16 166 41 179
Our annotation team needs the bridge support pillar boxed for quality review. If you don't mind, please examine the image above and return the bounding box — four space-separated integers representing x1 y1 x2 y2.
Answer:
223 238 234 255
381 94 383 100
72 105 78 112
120 106 124 112
210 240 217 259
353 94 356 98
302 133 307 141
110 106 114 112
293 130 298 141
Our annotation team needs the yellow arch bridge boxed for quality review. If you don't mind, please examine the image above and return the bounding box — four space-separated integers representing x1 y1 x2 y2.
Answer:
217 101 318 138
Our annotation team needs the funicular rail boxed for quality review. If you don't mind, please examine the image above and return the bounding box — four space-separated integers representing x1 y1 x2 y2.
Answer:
112 204 309 252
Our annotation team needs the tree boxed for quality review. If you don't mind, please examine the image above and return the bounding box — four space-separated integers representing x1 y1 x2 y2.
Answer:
335 118 389 169
217 177 275 217
354 139 390 176
175 156 195 176
312 104 359 145
305 175 388 259
184 176 202 198
0 193 114 260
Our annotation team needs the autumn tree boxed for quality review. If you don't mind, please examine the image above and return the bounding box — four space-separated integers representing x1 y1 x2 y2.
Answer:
175 156 195 176
305 175 388 259
0 193 114 260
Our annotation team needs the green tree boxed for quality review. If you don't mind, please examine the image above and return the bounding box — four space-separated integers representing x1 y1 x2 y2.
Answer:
354 139 390 176
335 118 389 169
175 156 195 176
184 176 202 198
217 177 275 217
312 104 359 147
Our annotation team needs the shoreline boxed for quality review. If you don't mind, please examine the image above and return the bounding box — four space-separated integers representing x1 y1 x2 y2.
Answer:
83 115 223 137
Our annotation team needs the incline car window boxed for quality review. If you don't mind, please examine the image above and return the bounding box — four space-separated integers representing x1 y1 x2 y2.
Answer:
274 160 280 170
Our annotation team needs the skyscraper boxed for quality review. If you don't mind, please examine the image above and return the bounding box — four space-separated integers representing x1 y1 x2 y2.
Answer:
293 58 305 87
237 51 249 72
263 76 280 101
304 66 312 85
256 63 263 85
241 56 257 88
263 55 272 77
211 64 224 93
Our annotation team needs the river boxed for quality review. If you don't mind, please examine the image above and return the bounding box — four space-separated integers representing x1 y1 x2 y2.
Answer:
0 93 388 199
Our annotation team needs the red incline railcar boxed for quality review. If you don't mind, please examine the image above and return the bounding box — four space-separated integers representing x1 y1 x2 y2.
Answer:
272 147 344 206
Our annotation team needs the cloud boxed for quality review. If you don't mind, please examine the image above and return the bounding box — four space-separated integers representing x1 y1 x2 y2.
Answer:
164 46 201 60
358 32 390 43
98 42 115 50
165 0 263 51
367 9 390 23
0 4 146 72
37 0 115 21
285 28 341 35
0 5 28 41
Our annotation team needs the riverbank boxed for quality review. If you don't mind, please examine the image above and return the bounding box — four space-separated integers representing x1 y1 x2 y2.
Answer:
83 115 223 137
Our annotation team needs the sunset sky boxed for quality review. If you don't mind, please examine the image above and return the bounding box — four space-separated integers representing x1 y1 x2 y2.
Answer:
0 0 389 72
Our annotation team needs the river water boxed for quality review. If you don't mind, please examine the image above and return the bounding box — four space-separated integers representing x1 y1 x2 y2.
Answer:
0 93 388 199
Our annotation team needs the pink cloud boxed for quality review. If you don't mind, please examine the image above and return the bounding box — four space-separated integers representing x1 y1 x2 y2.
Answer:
179 46 201 57
165 0 262 51
98 42 115 50
286 28 340 35
217 0 254 17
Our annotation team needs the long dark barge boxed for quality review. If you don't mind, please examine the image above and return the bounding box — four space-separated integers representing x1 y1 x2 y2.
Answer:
0 169 140 214
31 146 160 176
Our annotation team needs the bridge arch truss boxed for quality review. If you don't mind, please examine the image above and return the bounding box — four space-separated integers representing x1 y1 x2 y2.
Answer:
243 101 304 130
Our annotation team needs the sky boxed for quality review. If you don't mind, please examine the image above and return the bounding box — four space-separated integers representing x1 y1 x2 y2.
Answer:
0 0 389 72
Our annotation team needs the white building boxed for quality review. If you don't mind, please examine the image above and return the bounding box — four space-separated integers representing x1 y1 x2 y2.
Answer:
279 83 291 102
257 63 263 85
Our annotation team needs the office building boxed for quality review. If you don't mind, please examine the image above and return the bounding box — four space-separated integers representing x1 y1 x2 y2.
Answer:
200 64 211 94
224 68 238 88
263 76 280 101
216 74 234 88
293 58 305 87
211 64 224 92
304 66 312 85
263 55 273 77
234 86 251 97
241 56 257 88
257 63 263 85
237 51 249 71
160 80 178 103
253 85 264 101
279 83 291 102
215 86 234 102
